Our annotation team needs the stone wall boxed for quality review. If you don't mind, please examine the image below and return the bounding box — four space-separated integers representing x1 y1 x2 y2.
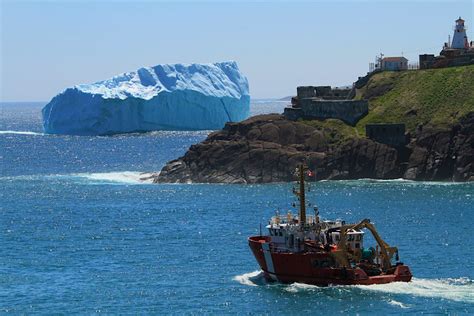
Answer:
366 123 407 147
297 86 318 99
419 51 474 69
283 107 303 121
284 99 368 126
419 54 436 69
296 85 351 100
315 86 332 97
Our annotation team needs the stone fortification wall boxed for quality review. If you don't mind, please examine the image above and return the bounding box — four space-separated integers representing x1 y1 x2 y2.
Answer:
300 99 368 125
296 86 351 100
296 86 318 99
283 107 303 121
284 99 368 126
419 51 474 70
285 85 368 125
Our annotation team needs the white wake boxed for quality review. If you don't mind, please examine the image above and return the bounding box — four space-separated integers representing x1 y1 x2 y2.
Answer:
71 171 155 184
387 299 410 309
234 272 473 303
0 130 44 136
356 277 474 303
232 270 267 287
0 171 157 184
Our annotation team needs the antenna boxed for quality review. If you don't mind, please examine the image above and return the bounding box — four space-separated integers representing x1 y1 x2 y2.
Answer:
296 164 307 230
378 53 384 69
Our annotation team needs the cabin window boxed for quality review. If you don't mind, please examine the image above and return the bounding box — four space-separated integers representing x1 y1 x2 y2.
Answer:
355 243 360 249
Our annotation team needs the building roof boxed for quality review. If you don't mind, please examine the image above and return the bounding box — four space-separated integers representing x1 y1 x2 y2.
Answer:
382 56 408 62
456 16 464 22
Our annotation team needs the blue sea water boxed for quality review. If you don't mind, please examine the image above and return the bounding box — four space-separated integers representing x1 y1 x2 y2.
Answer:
1 101 473 314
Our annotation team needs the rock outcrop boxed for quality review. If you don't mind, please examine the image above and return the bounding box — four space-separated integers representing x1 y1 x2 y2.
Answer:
153 113 473 183
404 112 474 181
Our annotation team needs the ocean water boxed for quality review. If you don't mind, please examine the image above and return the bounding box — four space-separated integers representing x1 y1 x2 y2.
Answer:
1 101 473 314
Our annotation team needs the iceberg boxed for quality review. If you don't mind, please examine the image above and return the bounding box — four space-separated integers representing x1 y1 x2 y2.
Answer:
42 61 250 135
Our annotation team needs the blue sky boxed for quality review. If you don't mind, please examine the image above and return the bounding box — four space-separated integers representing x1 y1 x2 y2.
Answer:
1 0 472 101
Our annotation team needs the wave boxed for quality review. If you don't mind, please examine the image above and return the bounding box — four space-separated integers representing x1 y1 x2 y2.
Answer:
234 271 474 303
232 270 264 287
1 171 156 185
356 277 474 303
321 178 471 186
0 129 212 138
143 130 212 137
70 171 156 184
251 100 288 104
0 130 44 136
387 299 409 309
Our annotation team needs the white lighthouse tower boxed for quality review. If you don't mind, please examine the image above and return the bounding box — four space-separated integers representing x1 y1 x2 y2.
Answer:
451 17 468 49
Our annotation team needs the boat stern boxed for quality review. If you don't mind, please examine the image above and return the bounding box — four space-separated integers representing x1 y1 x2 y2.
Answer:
393 264 413 282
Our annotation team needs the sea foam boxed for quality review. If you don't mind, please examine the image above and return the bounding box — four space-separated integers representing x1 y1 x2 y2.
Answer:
234 271 474 303
0 130 44 136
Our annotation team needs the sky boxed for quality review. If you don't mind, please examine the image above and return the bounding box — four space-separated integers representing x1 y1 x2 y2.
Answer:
1 0 473 101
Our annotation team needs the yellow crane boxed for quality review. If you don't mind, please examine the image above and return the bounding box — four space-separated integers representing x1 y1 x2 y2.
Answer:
331 219 399 271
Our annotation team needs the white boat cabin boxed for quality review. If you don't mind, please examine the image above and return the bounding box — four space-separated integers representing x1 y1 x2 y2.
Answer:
264 211 364 251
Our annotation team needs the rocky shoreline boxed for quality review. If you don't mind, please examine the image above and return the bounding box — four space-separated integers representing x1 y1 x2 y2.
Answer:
152 113 473 184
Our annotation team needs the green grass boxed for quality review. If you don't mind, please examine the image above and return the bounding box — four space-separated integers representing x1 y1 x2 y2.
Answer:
355 65 474 135
300 118 359 144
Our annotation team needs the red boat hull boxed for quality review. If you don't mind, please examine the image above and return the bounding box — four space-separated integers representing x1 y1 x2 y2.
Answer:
249 236 412 286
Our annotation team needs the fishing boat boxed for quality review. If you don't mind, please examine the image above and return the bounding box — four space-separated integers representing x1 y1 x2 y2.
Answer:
248 164 412 286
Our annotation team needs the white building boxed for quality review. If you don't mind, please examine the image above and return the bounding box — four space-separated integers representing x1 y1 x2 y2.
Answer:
380 57 408 71
451 17 469 49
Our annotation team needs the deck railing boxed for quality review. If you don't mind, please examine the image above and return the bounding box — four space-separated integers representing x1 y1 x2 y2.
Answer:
270 214 319 226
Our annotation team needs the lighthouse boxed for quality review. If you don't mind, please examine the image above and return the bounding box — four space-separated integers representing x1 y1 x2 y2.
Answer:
451 17 469 49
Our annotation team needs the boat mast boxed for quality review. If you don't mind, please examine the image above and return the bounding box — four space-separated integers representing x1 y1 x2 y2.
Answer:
298 164 306 229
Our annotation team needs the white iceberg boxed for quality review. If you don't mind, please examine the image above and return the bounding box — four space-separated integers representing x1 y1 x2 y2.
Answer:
42 61 250 135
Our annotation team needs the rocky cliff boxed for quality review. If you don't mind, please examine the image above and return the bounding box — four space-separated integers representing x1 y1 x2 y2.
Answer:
153 112 473 183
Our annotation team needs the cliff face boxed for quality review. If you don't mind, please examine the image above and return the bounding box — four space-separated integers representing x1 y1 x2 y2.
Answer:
153 113 473 183
404 112 474 181
155 65 474 184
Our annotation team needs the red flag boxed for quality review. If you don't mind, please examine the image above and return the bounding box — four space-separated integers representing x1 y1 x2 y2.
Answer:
307 170 314 177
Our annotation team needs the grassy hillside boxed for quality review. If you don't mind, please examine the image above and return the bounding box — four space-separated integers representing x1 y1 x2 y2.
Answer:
301 119 358 144
354 65 474 135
